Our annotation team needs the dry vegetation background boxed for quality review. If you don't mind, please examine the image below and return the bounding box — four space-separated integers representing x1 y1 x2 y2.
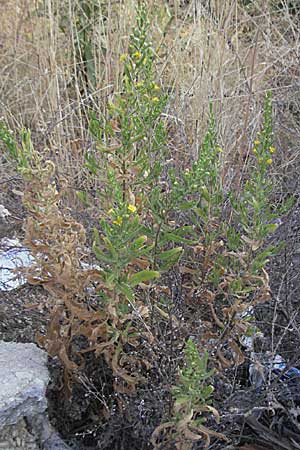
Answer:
1 0 299 192
1 1 300 449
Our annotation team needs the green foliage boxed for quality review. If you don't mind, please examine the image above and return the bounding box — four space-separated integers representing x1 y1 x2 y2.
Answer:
169 105 223 228
145 92 290 373
0 124 34 171
151 339 224 449
87 1 181 284
87 9 168 200
231 92 275 245
172 339 214 425
0 122 19 161
230 92 291 274
92 209 158 301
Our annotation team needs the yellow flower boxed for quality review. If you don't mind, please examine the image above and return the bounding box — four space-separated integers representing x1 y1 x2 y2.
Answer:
120 53 127 62
266 158 272 165
254 140 260 146
252 148 258 155
269 146 276 154
136 81 144 88
113 216 123 226
152 97 159 103
128 204 137 213
216 146 223 153
258 157 264 163
153 84 160 91
133 51 142 59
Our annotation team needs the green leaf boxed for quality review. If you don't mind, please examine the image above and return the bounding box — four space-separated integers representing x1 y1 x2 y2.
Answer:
158 247 183 270
158 247 183 260
103 236 118 259
264 223 278 233
92 244 114 264
129 270 160 286
129 235 148 251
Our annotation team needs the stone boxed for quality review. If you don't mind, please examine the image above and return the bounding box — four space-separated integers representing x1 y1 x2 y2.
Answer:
0 341 49 428
0 238 34 291
0 341 75 449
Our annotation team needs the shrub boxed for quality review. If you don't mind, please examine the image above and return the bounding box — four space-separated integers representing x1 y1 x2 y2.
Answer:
0 3 292 449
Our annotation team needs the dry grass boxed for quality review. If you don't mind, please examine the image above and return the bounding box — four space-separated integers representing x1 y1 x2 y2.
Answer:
1 1 299 196
0 0 298 233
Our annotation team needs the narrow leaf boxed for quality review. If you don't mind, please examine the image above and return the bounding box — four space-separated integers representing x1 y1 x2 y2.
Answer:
129 270 160 286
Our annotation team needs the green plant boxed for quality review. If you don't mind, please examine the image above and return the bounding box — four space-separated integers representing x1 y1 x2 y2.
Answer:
85 2 167 201
172 340 215 424
151 339 226 450
151 92 291 370
85 1 183 295
231 92 291 263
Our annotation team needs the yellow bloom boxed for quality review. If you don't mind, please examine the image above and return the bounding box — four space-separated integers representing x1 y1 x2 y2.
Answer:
254 140 260 146
266 158 272 165
252 148 258 155
113 216 123 226
133 51 142 59
152 97 159 103
128 204 137 213
269 146 276 154
258 157 264 163
120 53 127 62
153 84 160 90
216 146 223 153
136 81 144 88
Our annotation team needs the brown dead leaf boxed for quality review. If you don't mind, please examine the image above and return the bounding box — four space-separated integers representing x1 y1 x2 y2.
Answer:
217 349 232 368
209 303 224 328
229 340 244 366
179 266 198 274
131 257 150 269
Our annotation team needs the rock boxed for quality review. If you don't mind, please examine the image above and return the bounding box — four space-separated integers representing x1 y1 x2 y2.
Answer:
0 238 34 291
0 341 74 450
0 341 49 428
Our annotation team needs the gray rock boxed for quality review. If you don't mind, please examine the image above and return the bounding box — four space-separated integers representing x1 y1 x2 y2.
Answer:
0 341 49 429
0 341 75 450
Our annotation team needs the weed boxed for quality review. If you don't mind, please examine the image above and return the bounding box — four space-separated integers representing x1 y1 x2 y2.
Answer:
152 339 227 450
